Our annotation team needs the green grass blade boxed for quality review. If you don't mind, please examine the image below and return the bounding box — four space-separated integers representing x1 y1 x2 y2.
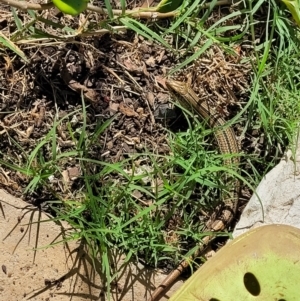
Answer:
77 91 87 150
169 38 213 74
120 17 171 49
165 0 204 34
104 0 114 19
11 7 23 31
0 32 29 62
120 0 126 14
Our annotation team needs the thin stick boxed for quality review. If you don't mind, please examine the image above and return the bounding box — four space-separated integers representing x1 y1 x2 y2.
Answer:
0 0 232 19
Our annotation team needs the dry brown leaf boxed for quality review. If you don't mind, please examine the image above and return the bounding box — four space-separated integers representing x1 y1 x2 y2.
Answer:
26 125 34 138
60 65 99 103
62 170 70 184
119 102 139 117
156 92 169 103
136 107 144 114
123 59 141 73
141 61 150 77
155 75 167 89
146 92 155 107
145 56 155 67
3 55 12 71
109 102 119 113
68 167 81 180
156 50 165 63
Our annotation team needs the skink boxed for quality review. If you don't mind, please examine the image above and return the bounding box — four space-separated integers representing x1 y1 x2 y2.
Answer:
148 79 240 301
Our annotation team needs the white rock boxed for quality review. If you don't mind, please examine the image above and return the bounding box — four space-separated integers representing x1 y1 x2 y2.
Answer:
233 137 300 238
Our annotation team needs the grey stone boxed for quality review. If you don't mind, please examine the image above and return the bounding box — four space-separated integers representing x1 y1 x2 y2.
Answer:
234 137 300 237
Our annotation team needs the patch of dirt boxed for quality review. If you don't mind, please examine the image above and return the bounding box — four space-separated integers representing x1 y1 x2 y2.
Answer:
0 35 251 185
1 31 171 190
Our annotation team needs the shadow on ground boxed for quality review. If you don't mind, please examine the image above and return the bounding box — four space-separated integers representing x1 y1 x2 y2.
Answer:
0 189 183 301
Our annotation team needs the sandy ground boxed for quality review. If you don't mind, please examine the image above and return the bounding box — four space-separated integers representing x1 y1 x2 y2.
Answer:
0 189 183 301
